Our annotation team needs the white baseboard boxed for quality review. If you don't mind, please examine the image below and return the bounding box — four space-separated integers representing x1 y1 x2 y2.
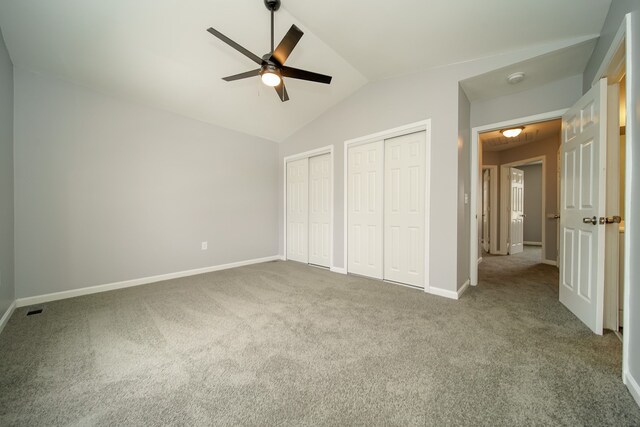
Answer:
0 301 16 335
278 254 286 261
330 266 347 274
542 259 558 266
626 372 640 408
15 255 281 308
458 279 470 298
524 241 543 246
427 286 459 300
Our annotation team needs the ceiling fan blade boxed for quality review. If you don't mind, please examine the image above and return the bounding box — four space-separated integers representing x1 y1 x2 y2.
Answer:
271 24 304 65
281 66 332 84
274 80 290 102
207 27 263 65
222 69 261 82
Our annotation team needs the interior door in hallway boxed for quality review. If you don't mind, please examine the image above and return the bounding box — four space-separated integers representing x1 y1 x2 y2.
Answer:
482 169 490 253
348 140 383 279
309 154 331 267
509 167 525 255
287 158 309 263
560 78 607 335
384 131 426 287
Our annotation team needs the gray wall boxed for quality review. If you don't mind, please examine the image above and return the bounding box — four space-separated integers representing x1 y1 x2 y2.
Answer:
457 86 471 287
278 39 582 293
520 164 543 243
583 0 640 92
13 69 279 299
471 74 583 128
0 28 14 319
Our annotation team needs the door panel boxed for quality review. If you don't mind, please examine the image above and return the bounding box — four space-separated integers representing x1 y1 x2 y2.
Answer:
509 168 524 255
482 169 490 253
384 131 426 287
286 158 309 263
309 154 331 267
560 78 607 335
348 141 383 279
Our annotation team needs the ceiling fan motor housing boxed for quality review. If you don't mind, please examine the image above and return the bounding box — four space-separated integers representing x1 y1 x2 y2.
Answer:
264 0 281 11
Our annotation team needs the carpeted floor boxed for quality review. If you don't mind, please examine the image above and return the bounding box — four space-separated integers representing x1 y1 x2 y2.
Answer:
1 248 639 426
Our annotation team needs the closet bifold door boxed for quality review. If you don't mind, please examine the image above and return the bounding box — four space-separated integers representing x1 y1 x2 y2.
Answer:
347 140 384 279
309 154 331 267
384 131 426 287
286 157 309 263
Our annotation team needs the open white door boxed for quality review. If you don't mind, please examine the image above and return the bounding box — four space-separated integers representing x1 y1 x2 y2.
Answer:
286 158 309 263
509 168 525 254
482 169 490 253
560 78 607 335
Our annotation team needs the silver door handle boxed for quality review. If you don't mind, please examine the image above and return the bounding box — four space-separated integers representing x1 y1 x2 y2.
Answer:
552 214 560 219
604 216 622 224
583 216 597 225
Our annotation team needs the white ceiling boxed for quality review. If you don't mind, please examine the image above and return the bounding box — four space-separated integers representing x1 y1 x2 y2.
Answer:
0 0 611 142
481 119 561 152
461 38 598 102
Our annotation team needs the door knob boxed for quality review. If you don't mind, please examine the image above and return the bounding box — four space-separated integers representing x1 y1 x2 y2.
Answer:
604 216 622 224
583 216 597 225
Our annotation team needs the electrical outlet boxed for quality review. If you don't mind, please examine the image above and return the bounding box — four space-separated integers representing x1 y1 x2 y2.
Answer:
464 193 469 204
201 241 208 250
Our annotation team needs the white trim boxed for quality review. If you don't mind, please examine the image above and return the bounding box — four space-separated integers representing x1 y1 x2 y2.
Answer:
427 286 460 300
283 145 334 269
15 255 281 308
458 279 470 298
542 259 558 267
622 12 633 389
524 241 543 246
470 110 566 287
330 266 347 275
626 372 640 408
0 301 16 335
343 119 432 291
477 257 483 265
592 14 628 88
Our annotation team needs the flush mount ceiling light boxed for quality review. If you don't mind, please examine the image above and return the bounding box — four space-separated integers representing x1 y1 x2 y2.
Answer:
501 127 525 138
507 72 526 84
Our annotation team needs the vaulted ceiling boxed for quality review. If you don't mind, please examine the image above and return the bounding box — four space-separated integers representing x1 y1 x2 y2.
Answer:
0 0 612 142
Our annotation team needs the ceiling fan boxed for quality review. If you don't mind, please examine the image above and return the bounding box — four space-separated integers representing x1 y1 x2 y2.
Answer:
206 0 332 102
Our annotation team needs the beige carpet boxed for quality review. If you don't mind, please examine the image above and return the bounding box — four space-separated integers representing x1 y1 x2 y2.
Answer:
1 249 639 425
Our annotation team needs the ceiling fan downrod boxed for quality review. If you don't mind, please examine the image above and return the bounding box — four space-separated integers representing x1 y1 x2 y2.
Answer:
265 0 280 54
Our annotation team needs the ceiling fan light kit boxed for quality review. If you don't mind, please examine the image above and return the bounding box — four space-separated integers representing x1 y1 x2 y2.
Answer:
207 0 332 102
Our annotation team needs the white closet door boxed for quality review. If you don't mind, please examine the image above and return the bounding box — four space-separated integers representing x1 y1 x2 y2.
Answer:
287 158 309 263
384 131 426 287
348 140 384 279
309 154 331 267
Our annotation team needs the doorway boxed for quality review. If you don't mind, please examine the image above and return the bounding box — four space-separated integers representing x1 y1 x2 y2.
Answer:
284 146 334 269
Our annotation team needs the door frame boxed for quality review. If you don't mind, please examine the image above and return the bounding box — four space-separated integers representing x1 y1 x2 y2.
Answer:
343 119 432 291
481 165 499 255
592 13 636 401
470 109 567 287
283 145 334 269
499 157 546 260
